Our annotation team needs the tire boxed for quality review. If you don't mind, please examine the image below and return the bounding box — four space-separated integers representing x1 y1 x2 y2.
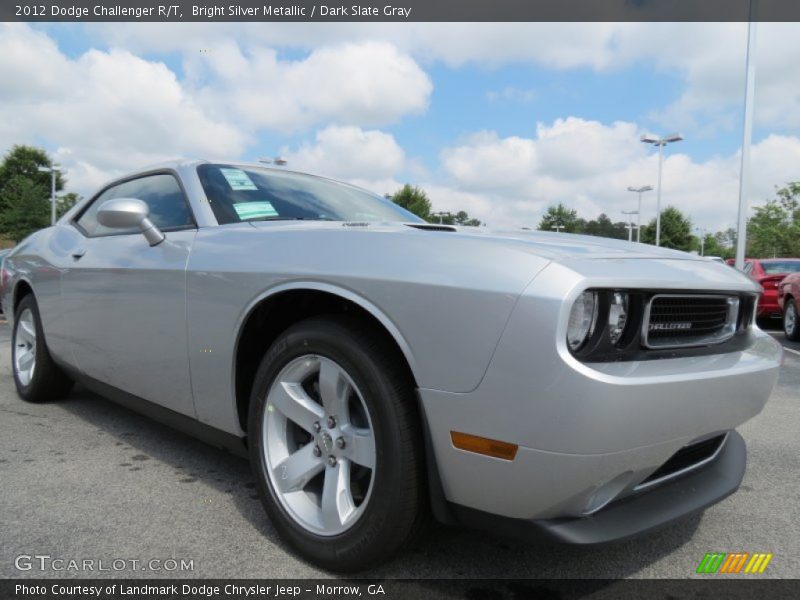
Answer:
784 298 800 341
248 315 427 572
12 294 74 402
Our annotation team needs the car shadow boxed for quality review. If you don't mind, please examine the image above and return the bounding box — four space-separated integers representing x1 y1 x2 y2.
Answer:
59 385 702 581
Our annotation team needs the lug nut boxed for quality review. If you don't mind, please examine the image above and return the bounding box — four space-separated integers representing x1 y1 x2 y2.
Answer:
326 416 336 428
312 445 322 457
327 456 337 467
313 421 321 433
336 437 345 449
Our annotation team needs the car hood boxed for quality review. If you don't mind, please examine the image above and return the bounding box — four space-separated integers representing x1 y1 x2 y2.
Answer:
250 220 707 261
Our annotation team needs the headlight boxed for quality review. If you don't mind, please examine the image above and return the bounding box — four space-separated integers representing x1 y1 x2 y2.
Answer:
608 292 629 345
567 291 598 351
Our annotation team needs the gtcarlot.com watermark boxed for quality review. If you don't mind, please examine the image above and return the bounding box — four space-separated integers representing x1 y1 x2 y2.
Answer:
15 554 194 572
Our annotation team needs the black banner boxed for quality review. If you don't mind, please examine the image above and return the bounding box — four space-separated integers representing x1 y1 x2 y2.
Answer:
3 0 800 23
3 579 800 600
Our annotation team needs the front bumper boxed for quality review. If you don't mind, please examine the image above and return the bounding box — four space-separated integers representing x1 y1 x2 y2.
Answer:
420 260 781 527
450 430 746 544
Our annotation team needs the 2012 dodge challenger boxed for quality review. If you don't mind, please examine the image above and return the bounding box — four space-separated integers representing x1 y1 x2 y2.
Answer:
1 160 782 571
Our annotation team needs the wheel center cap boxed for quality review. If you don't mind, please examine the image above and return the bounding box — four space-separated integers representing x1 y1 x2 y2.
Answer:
319 432 333 453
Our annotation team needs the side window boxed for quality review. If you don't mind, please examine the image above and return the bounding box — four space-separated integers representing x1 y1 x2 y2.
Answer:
743 262 753 275
75 173 194 237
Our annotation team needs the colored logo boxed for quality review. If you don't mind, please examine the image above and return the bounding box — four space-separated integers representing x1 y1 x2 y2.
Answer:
696 552 773 574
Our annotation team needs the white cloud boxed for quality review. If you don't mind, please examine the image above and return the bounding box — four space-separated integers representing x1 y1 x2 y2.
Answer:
0 24 246 194
5 22 800 237
441 132 538 192
95 22 800 133
283 125 406 181
433 118 800 232
0 26 431 194
189 40 431 133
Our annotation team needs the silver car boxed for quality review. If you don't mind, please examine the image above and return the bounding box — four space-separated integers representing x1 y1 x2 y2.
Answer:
1 160 781 571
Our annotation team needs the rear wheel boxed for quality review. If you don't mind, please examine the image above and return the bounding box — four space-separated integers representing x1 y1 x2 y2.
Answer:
12 294 74 402
784 298 800 341
248 315 427 572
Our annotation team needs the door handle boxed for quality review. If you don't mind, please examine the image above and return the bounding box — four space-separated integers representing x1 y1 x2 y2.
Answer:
71 248 86 260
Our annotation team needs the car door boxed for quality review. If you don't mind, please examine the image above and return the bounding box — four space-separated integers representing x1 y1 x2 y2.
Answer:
60 171 197 416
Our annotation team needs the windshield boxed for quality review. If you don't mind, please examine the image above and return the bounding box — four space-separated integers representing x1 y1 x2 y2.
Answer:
762 261 800 274
197 164 422 225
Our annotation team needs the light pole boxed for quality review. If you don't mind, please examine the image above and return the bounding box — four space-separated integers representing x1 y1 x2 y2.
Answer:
431 211 451 224
695 227 708 256
551 224 565 233
622 210 638 242
640 133 683 246
627 185 653 243
37 165 65 225
735 0 758 270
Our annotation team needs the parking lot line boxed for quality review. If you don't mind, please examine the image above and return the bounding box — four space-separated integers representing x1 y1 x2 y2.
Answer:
782 345 800 358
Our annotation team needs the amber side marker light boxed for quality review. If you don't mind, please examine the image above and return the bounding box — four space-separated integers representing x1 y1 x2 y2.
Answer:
450 431 518 461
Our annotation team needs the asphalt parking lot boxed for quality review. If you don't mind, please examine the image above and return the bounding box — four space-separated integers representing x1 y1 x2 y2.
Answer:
0 317 798 580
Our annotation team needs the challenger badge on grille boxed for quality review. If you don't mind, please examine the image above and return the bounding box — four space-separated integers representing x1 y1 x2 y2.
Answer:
643 294 739 349
649 322 692 331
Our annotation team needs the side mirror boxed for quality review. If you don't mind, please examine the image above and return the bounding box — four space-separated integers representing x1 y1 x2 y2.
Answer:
96 198 165 246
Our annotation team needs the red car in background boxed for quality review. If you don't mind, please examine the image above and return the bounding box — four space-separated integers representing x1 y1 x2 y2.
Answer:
778 271 800 340
727 258 800 321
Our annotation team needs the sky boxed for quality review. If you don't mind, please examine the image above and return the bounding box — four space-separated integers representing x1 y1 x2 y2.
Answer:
2 22 800 233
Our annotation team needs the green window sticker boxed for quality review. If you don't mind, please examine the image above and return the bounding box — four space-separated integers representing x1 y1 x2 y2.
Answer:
234 201 278 220
220 168 258 191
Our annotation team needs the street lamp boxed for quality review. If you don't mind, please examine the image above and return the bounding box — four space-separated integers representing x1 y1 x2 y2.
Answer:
551 224 565 233
431 211 451 224
640 133 683 246
627 185 653 243
37 165 65 225
695 227 708 256
622 210 638 242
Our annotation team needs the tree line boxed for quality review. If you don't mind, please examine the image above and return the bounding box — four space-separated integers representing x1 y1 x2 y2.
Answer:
537 183 800 259
389 184 482 226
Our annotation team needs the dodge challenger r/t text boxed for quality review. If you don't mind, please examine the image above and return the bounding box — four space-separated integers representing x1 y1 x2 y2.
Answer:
0 160 781 571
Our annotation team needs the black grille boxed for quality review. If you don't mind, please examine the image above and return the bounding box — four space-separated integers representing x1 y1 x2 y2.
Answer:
645 295 734 348
638 434 727 487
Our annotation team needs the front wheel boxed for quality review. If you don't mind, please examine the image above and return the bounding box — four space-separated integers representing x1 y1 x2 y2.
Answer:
784 298 800 341
248 316 427 572
12 294 74 402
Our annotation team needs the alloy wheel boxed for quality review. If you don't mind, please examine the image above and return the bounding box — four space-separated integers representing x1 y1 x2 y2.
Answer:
14 308 37 386
262 355 376 536
786 302 797 336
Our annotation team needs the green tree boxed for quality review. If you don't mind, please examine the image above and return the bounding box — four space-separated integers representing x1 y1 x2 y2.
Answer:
538 203 583 233
0 145 64 242
0 145 65 193
700 233 725 257
56 192 82 219
584 213 628 240
0 176 51 242
433 210 482 227
390 184 432 221
715 228 737 251
390 185 482 226
640 206 693 251
746 183 800 257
